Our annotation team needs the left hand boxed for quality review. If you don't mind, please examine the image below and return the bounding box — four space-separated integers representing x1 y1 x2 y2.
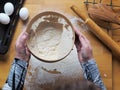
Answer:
15 31 31 62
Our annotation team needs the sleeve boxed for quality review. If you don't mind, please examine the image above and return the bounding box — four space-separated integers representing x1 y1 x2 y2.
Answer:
81 59 106 90
2 58 28 90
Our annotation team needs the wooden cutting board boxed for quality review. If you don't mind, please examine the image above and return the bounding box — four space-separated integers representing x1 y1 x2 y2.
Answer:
0 0 112 90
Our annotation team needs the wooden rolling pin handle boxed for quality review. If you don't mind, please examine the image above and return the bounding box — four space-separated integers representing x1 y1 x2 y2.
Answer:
71 5 88 21
86 19 120 57
71 5 120 58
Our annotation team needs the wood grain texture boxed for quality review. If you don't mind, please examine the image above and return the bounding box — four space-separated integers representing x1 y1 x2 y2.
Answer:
112 29 120 90
0 0 112 90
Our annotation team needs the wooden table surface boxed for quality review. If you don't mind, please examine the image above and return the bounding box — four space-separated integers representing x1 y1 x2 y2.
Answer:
1 0 120 90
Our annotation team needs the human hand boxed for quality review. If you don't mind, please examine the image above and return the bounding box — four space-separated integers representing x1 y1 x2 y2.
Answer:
15 31 31 62
74 28 94 63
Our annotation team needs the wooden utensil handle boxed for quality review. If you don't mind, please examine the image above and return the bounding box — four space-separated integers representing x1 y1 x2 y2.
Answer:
71 5 88 21
71 5 120 58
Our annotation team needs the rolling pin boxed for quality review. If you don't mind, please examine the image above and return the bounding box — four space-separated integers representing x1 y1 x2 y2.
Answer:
71 5 120 58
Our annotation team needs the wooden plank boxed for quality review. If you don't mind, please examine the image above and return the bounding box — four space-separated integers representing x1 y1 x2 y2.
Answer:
112 29 120 90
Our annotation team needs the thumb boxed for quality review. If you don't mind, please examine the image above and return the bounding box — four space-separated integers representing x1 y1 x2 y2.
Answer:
74 27 81 37
17 32 29 45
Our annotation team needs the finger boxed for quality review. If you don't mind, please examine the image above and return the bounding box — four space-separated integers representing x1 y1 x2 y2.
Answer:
79 36 86 47
74 27 87 39
21 32 29 44
81 35 90 44
73 27 91 47
74 27 82 37
74 28 86 46
16 31 29 45
76 30 90 44
81 37 92 50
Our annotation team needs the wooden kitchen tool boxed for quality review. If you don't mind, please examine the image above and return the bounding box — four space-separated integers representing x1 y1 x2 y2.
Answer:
71 5 120 58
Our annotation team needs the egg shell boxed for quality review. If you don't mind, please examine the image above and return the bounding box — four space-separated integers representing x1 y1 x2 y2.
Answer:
4 2 14 16
0 13 10 25
19 7 29 20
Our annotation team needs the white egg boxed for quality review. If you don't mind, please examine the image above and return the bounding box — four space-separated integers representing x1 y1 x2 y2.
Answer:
19 7 29 20
4 2 14 16
0 13 10 25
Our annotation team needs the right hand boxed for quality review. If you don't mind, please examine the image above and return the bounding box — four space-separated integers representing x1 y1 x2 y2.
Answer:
74 28 94 63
